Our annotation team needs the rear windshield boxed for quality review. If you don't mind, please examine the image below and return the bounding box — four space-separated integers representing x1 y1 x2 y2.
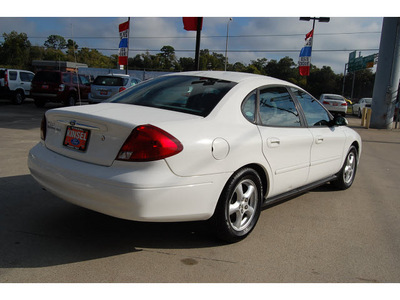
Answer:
324 95 344 101
93 76 125 86
33 71 60 83
107 75 237 117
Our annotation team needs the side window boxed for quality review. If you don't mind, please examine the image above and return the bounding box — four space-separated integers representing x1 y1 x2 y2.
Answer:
241 90 257 123
72 74 79 84
20 72 33 82
259 86 300 127
62 73 71 83
79 75 89 85
9 71 17 81
291 88 331 126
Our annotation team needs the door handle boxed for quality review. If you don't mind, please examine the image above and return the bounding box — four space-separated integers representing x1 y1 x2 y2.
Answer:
315 135 324 144
267 137 281 148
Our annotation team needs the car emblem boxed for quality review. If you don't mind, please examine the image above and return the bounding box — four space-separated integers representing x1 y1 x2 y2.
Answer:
70 120 76 126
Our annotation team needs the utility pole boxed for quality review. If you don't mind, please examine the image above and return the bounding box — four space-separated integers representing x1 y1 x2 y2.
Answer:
370 17 400 129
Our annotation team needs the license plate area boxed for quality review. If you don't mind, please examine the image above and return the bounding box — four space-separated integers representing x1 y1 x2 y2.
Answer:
63 126 90 151
100 90 108 95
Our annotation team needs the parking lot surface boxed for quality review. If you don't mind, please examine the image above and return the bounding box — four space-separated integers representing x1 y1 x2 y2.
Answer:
1 98 400 283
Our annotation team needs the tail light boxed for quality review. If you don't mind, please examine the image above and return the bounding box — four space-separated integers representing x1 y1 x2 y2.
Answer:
323 101 329 105
116 125 183 162
40 115 47 141
119 87 126 93
4 72 8 87
341 102 347 106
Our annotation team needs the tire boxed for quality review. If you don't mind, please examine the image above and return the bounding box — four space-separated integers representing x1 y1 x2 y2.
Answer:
333 145 358 190
64 94 76 106
212 168 263 243
13 90 25 105
34 98 46 108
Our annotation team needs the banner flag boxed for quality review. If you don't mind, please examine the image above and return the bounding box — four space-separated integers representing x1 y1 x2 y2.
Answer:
118 20 130 66
182 17 203 31
298 29 314 76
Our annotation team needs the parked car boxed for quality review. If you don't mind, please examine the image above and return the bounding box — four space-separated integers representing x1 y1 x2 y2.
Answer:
31 70 91 107
88 74 141 104
352 98 372 118
28 71 361 242
319 94 348 116
0 68 35 104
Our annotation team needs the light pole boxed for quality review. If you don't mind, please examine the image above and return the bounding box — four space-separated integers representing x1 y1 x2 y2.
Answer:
299 17 330 80
225 18 233 71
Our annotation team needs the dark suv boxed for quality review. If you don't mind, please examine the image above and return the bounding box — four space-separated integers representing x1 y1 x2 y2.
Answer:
31 70 91 107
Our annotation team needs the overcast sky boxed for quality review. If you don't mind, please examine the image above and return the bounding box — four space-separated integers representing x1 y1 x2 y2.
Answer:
1 1 394 74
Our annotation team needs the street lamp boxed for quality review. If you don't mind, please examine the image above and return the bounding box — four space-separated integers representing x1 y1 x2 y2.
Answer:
225 18 233 71
299 17 330 33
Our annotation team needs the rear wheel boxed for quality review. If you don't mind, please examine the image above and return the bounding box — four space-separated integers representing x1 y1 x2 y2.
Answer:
64 94 76 106
333 145 358 190
212 168 263 243
13 90 25 105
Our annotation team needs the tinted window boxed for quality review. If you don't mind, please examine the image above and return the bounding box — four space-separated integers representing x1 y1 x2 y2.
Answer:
259 86 300 127
9 71 17 81
242 90 257 123
93 76 125 86
33 71 60 83
20 72 34 82
72 74 79 84
291 88 331 126
62 73 71 83
108 75 237 117
79 75 90 85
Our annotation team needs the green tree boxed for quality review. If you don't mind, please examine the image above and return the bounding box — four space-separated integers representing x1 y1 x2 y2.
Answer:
44 35 67 50
0 31 31 68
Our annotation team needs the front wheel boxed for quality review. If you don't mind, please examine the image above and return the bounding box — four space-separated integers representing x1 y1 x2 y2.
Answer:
212 168 263 243
333 145 358 190
13 90 25 105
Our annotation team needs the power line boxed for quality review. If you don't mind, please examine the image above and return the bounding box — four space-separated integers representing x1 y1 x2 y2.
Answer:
20 31 381 40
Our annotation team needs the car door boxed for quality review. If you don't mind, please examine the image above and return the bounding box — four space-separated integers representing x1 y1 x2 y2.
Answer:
19 71 34 96
254 86 313 196
290 88 346 183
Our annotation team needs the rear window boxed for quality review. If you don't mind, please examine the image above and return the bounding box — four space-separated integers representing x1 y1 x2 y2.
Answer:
93 76 125 86
324 95 344 101
107 75 237 117
33 71 60 83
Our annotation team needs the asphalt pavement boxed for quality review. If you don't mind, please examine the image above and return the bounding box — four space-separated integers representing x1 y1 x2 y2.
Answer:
1 98 400 286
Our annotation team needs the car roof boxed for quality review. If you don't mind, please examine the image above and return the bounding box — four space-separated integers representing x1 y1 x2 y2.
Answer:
164 71 296 86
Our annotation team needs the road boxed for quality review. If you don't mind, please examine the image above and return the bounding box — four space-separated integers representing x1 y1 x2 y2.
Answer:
1 98 400 285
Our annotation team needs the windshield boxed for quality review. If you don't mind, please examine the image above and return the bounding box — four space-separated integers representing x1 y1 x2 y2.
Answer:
107 75 237 117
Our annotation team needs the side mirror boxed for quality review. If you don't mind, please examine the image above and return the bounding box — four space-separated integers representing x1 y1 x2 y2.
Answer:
330 115 348 127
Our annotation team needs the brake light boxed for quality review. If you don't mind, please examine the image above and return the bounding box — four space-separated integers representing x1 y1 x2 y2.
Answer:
4 72 8 87
341 102 347 106
117 125 183 162
119 87 126 93
40 115 47 141
323 101 329 105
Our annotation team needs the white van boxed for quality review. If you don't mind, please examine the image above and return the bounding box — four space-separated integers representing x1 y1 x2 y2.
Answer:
0 69 35 104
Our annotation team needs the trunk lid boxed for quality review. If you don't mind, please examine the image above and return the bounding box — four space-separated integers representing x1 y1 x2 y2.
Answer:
44 103 201 166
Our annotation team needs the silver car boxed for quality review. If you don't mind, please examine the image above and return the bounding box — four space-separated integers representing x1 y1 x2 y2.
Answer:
88 74 141 104
319 94 347 116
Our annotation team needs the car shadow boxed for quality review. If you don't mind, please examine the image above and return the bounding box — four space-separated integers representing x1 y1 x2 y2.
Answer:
0 174 224 269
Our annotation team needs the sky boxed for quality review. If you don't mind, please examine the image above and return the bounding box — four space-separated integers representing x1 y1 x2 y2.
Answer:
0 1 394 74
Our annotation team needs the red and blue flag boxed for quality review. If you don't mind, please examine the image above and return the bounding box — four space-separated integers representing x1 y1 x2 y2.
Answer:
298 29 314 76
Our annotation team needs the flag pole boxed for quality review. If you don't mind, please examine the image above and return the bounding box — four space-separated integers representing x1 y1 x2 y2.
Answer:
126 17 130 75
194 17 202 71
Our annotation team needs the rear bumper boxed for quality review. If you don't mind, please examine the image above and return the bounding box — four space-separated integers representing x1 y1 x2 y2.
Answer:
28 142 228 222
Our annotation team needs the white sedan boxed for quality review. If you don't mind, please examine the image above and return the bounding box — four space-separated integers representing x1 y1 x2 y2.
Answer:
28 71 362 242
352 98 372 118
